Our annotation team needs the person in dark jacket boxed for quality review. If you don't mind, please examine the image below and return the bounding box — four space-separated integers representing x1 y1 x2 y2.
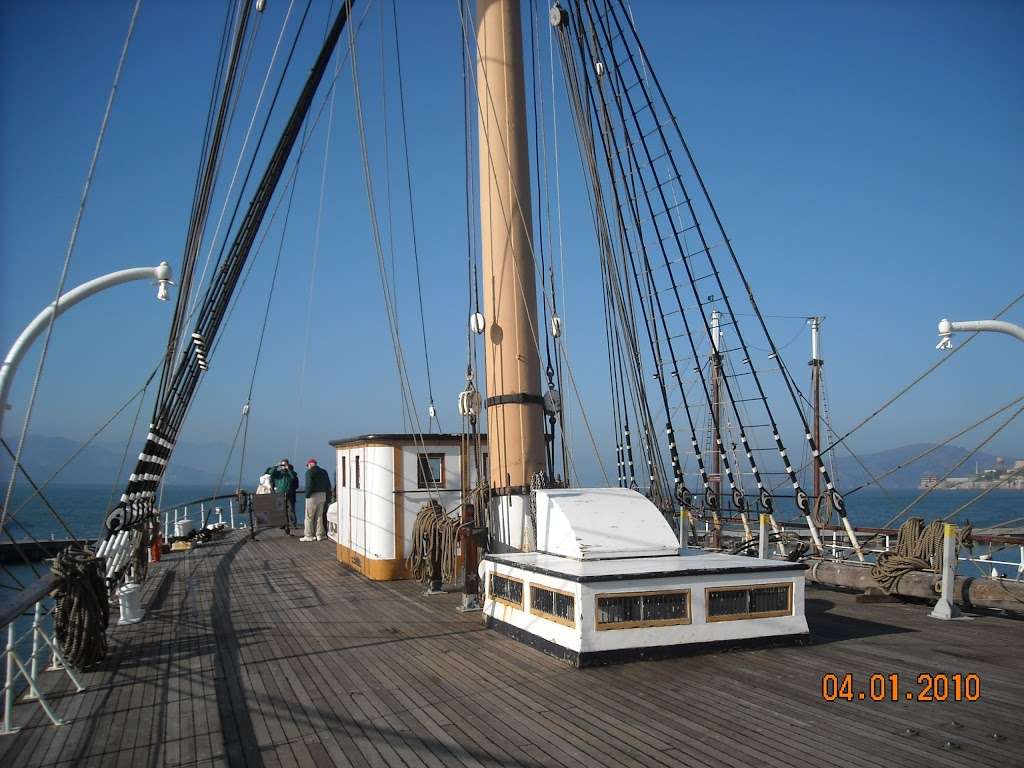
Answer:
270 459 299 529
301 458 332 541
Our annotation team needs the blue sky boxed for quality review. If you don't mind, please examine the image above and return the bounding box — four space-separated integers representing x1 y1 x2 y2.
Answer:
1 0 1022 490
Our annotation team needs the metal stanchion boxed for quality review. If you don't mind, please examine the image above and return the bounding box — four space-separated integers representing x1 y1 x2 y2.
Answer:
930 524 964 620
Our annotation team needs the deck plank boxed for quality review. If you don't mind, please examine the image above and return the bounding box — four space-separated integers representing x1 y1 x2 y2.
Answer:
4 529 1022 768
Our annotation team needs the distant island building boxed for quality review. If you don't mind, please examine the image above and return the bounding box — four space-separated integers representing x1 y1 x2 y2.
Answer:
920 458 1024 491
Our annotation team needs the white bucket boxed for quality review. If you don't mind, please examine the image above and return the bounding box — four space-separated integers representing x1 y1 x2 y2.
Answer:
118 582 146 625
174 519 195 538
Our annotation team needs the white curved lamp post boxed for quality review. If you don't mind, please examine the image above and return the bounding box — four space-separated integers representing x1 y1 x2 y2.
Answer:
0 262 173 436
937 317 1024 350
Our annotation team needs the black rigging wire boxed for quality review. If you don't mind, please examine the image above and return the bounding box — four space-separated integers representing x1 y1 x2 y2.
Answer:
528 0 557 476
105 1 357 591
380 0 409 433
2 439 82 545
819 289 1024 460
237 137 306 494
603 0 846 518
580 0 756 516
160 0 254 406
392 0 440 432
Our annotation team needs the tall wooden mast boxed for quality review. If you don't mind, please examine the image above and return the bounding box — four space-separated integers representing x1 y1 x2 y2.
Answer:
476 0 546 547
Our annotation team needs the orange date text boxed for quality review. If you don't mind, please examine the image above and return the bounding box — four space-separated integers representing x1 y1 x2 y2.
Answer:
820 673 981 702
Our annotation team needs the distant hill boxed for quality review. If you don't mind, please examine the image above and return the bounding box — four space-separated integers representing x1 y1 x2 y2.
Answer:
2 435 1016 493
0 435 222 487
827 443 1018 490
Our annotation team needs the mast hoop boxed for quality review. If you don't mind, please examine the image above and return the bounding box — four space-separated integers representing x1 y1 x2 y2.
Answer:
485 393 546 408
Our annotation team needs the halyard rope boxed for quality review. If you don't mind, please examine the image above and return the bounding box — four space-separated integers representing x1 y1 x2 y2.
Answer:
871 518 974 594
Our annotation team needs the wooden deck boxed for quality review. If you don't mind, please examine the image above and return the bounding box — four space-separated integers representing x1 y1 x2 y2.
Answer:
2 529 1021 768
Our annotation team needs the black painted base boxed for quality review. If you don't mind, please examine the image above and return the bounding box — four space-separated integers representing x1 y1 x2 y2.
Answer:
484 615 810 668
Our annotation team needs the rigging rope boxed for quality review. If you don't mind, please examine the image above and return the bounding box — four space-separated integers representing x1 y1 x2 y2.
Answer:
350 0 447 511
883 402 1024 529
52 547 110 669
392 0 440 432
0 0 143 537
558 5 740 508
587 0 844 529
942 466 1024 522
554 15 664 493
406 500 461 585
187 0 299 327
106 368 153 516
209 2 371 358
2 439 82 545
294 4 343 460
2 365 158 533
871 518 973 594
161 0 255 406
103 1 357 593
380 0 408 432
458 0 604 488
846 394 1024 496
819 288 1024 460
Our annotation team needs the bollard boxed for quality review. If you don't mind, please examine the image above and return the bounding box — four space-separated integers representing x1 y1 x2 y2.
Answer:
457 503 482 612
758 513 769 560
118 583 146 625
930 524 963 620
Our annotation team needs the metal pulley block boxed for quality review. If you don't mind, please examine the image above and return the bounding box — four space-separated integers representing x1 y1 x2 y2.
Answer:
458 388 482 417
543 388 562 415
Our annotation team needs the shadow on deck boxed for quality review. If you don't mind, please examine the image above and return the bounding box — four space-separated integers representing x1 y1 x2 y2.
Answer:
1 529 1021 768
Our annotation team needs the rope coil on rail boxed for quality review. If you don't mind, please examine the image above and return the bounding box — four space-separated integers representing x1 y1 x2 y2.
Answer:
871 518 974 594
406 500 461 584
52 546 109 669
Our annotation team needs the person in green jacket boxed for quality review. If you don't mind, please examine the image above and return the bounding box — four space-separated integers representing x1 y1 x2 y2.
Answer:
270 459 299 529
301 458 332 541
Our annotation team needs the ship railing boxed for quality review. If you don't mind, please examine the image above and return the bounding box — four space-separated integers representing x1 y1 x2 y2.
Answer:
156 492 245 539
156 489 315 540
700 515 1024 581
0 573 83 736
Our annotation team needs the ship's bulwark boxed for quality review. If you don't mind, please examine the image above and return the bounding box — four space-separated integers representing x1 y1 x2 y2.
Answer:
1 529 1020 767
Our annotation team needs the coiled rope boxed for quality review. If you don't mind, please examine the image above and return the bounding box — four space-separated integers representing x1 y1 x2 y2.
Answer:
406 501 461 585
871 518 974 594
52 547 109 669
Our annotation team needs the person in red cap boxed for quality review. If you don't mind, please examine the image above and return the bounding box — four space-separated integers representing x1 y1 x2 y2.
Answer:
300 458 332 541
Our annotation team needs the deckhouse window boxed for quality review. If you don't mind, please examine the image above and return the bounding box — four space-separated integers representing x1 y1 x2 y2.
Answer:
595 590 690 630
706 583 792 622
417 453 445 488
489 574 523 609
530 585 576 627
355 455 360 489
341 456 347 487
